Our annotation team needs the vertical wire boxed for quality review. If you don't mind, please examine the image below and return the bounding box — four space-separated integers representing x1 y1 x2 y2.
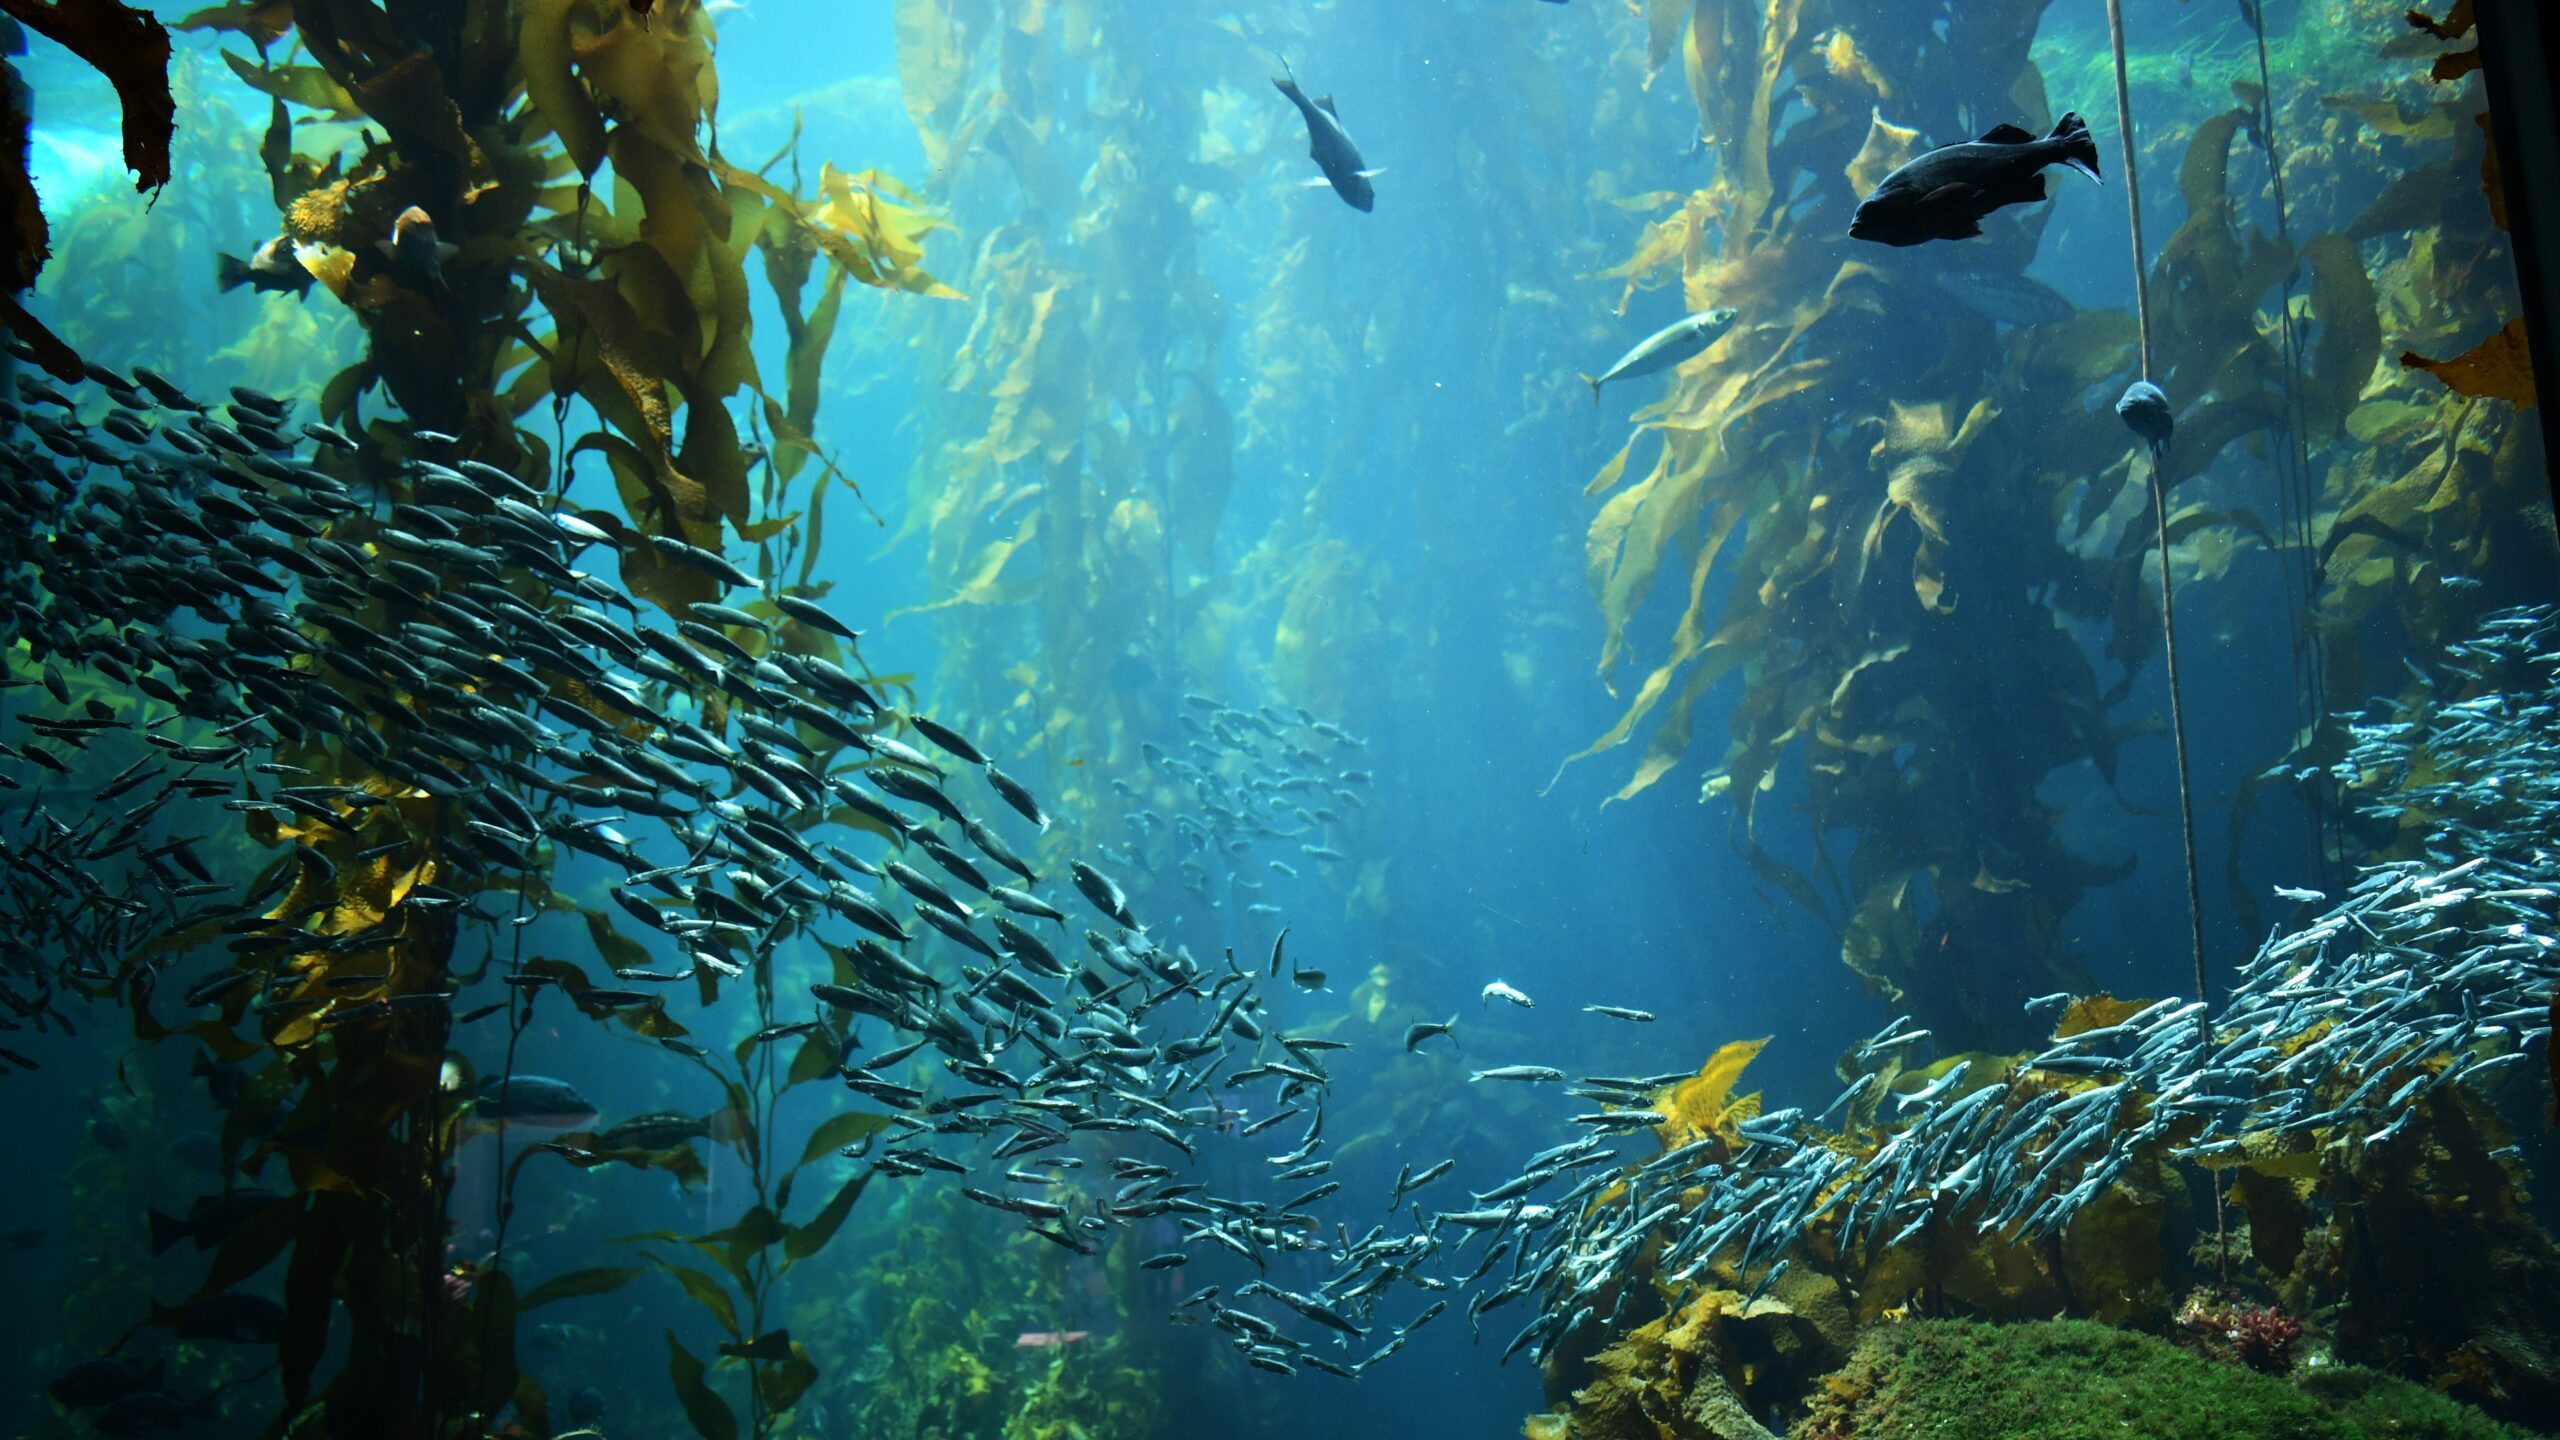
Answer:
2110 0 2227 1290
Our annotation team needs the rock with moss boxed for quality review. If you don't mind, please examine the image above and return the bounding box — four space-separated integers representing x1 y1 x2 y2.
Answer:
1528 1282 1856 1440
1792 1320 2543 1440
2295 1365 2553 1440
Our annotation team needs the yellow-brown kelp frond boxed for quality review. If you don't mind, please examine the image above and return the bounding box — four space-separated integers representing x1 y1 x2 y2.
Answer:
1651 1035 1768 1149
187 0 954 615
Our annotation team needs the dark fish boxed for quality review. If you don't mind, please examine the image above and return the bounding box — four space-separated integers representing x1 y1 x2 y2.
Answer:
772 593 860 641
909 713 988 765
2116 379 2173 452
567 1385 608 1426
1403 1015 1456 1053
93 1390 213 1436
1070 860 1136 927
50 1356 165 1409
1273 58 1377 212
216 236 314 297
130 366 201 411
376 205 460 285
164 1292 288 1344
147 1189 290 1254
1848 114 2100 246
473 1074 599 1128
594 1111 708 1150
652 535 760 589
963 816 1037 884
982 762 1050 830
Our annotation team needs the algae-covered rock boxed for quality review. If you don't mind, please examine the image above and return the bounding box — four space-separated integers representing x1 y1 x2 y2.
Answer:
2296 1365 2552 1440
2311 1089 2560 1421
1792 1319 2543 1440
1529 1287 1850 1440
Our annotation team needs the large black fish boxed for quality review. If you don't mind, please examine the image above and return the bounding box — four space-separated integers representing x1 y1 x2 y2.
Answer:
147 1188 291 1254
1848 114 2100 246
473 1074 599 1128
1273 60 1377 213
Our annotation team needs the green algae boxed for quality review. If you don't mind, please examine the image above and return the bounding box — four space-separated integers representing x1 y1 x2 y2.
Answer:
1793 1320 2543 1440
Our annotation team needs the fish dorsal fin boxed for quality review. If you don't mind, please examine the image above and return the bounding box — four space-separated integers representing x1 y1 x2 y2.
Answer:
1978 122 2035 144
1318 95 1338 117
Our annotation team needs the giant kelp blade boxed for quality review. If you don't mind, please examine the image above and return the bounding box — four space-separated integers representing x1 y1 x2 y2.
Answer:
193 1191 303 1297
217 49 360 118
2 0 174 193
2400 317 2536 408
665 1329 741 1440
781 1169 872 1263
279 1194 350 1405
517 1264 646 1311
518 0 610 174
465 1270 521 1421
651 1258 743 1338
795 1109 893 1171
2301 234 2384 437
0 83 79 379
754 1341 821 1415
892 0 980 176
0 84 41 292
1643 0 1689 83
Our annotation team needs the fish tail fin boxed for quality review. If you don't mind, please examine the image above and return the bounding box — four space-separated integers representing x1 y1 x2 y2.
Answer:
146 1208 184 1255
2050 112 2103 183
1271 54 1298 98
214 253 250 293
1580 373 1601 407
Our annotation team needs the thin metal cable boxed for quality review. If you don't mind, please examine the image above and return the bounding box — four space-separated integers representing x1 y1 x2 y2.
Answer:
2111 0 2226 1289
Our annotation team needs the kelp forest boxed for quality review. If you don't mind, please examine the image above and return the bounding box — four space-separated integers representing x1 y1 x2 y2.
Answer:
0 1 2552 1439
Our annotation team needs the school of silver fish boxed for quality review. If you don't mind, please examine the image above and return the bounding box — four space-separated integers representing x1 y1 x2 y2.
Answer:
0 343 2551 1385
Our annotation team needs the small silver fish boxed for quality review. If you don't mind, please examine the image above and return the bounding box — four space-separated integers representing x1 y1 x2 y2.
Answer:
1580 309 1737 406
